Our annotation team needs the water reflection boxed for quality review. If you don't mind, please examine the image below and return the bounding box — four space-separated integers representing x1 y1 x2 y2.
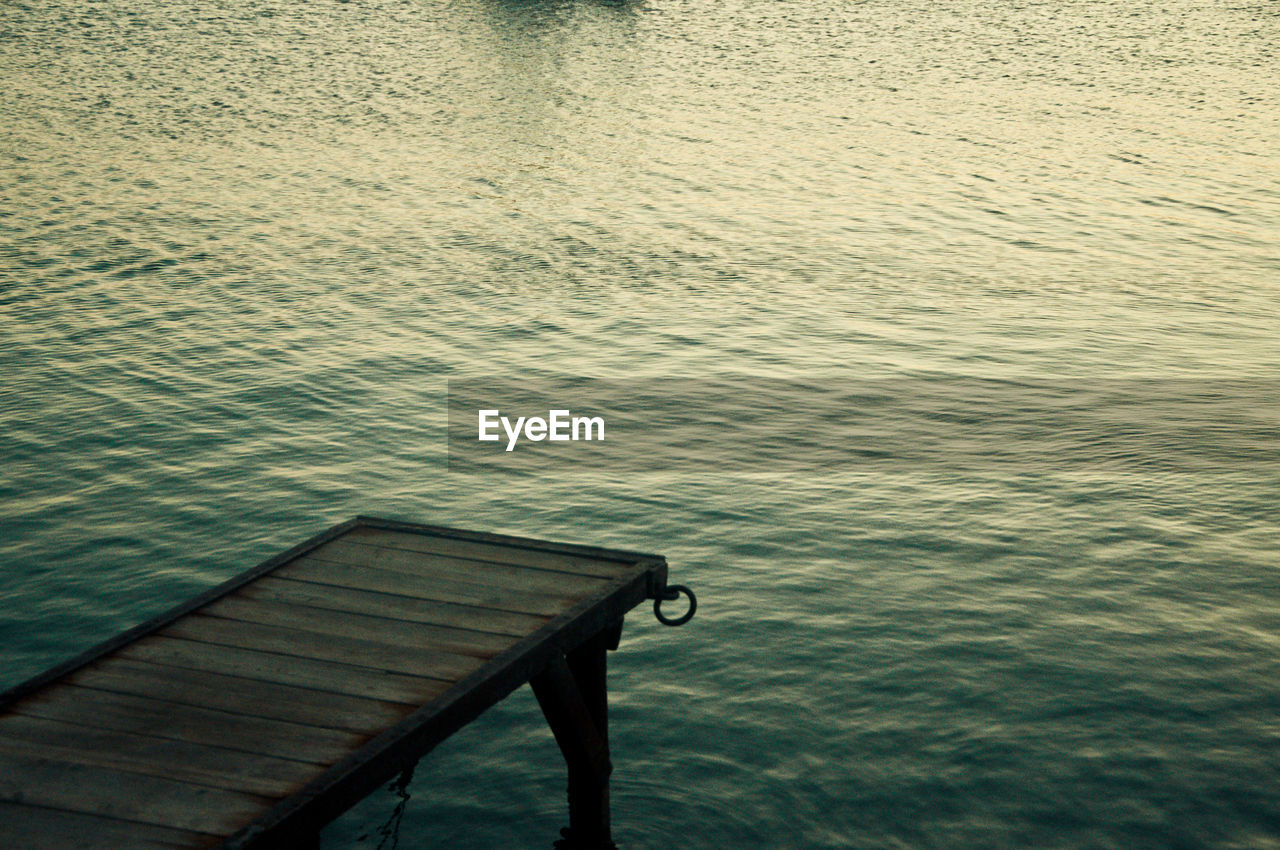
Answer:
3 0 1279 846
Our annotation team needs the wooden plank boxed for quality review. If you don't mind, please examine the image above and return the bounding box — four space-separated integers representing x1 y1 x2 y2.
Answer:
309 538 614 596
354 517 666 565
0 714 317 798
0 800 209 850
116 637 449 705
161 615 486 682
355 517 665 563
9 685 360 765
348 525 641 578
202 595 517 659
0 751 267 836
356 517 665 565
277 557 583 617
65 656 413 733
237 576 549 637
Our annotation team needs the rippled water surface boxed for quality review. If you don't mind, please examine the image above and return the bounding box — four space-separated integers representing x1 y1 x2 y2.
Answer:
3 0 1279 846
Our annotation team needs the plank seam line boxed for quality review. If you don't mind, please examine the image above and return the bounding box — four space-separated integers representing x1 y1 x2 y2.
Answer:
352 517 657 562
150 635 467 684
0 742 313 798
274 573 578 619
1 703 337 766
83 654 420 714
175 611 493 664
0 754 276 812
191 610 502 660
332 537 629 579
214 597 528 640
114 641 445 703
44 677 399 736
3 707 336 770
0 799 220 840
294 553 602 598
26 681 363 750
264 575 544 637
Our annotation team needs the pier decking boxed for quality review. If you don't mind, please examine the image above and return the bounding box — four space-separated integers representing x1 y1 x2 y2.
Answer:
0 516 692 849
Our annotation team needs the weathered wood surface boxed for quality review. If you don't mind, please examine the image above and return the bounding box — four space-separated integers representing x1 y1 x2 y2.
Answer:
0 517 668 849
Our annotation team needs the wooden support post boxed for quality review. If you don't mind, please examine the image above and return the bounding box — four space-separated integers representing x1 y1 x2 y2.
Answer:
565 626 614 848
531 623 622 850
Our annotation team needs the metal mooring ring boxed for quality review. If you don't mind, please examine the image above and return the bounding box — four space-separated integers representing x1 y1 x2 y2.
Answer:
654 584 697 626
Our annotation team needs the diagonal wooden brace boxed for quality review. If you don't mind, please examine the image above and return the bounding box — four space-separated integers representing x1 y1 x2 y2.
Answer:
531 650 612 782
531 626 622 849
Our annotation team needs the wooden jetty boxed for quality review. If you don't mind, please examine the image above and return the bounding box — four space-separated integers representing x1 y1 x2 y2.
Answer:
0 516 696 849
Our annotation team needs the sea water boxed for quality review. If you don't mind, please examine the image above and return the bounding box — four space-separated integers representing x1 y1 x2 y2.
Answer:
2 0 1278 846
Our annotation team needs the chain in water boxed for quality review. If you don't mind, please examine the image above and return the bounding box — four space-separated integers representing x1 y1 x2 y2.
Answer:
372 764 415 850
